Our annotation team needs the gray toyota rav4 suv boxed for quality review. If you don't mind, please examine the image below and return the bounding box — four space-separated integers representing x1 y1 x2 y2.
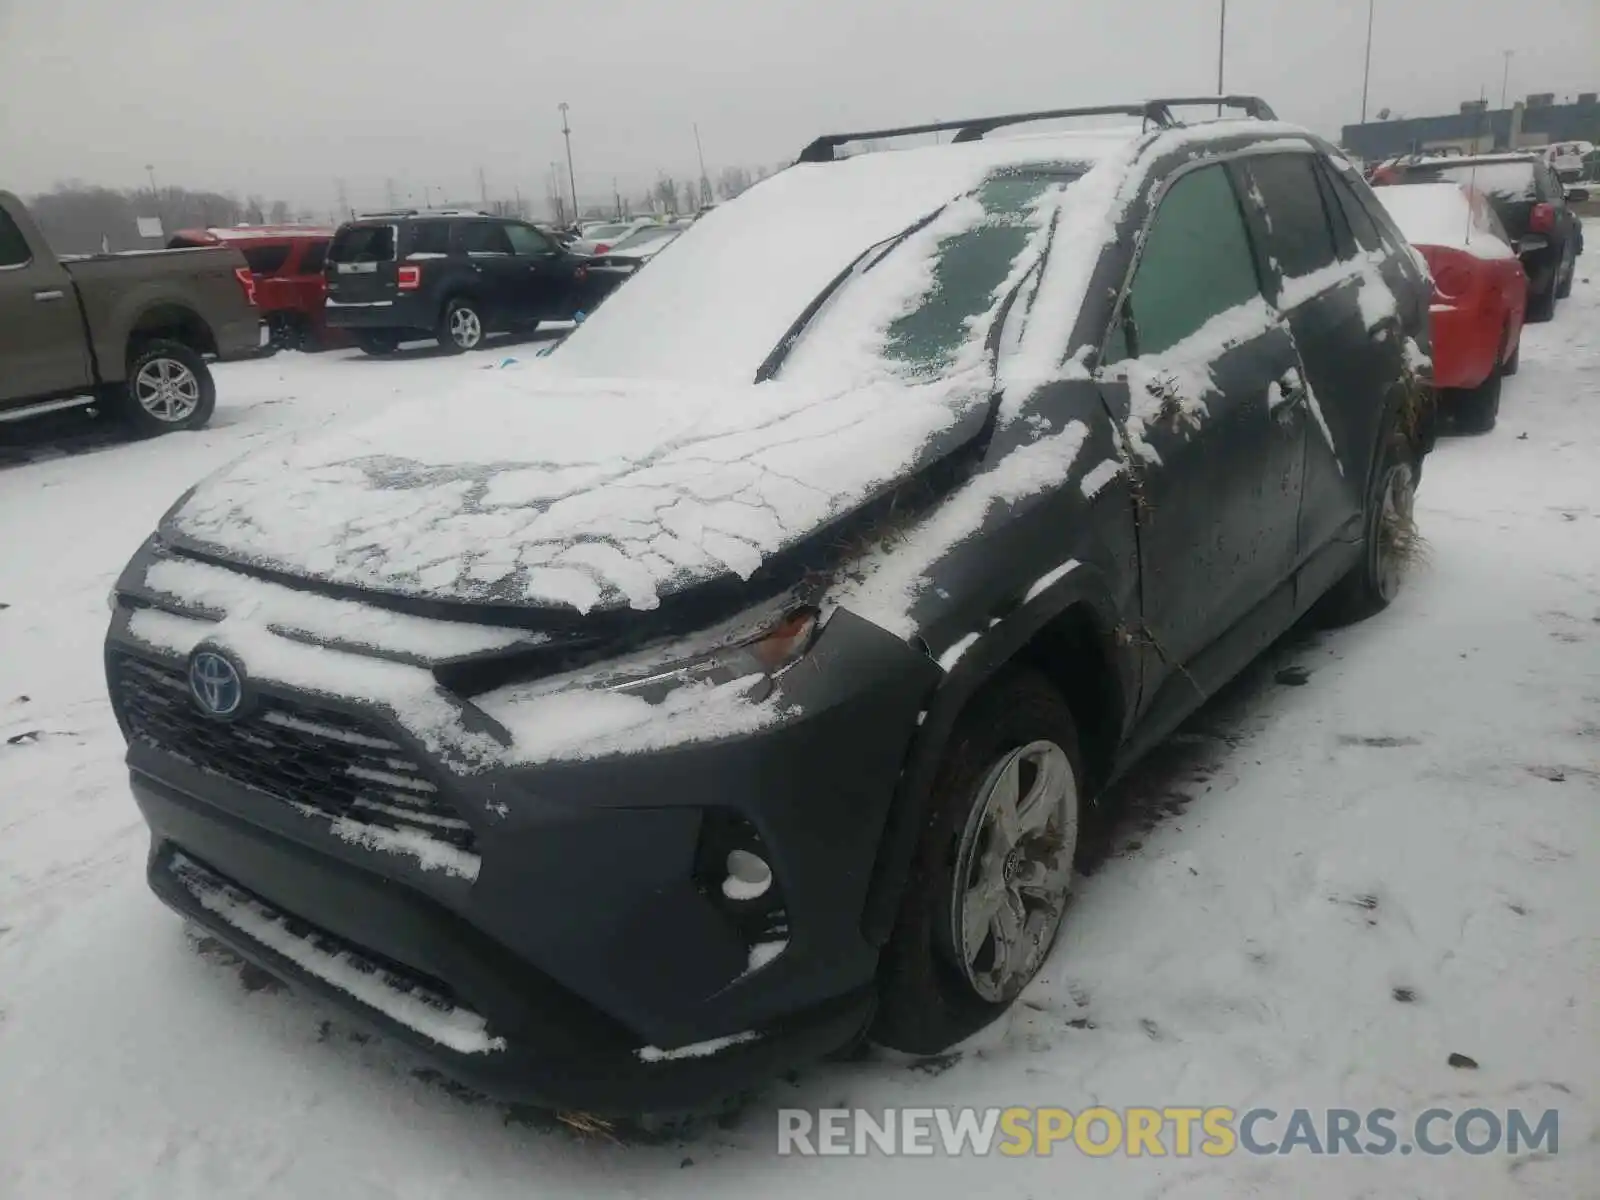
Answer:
106 97 1434 1116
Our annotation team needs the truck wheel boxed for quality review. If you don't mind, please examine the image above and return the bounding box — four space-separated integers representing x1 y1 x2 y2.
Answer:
354 331 401 356
1527 276 1557 323
438 297 485 353
873 669 1083 1055
118 340 216 436
1555 245 1574 300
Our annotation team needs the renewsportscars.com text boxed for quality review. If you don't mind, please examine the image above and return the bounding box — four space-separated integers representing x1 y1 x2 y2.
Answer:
776 1106 1560 1158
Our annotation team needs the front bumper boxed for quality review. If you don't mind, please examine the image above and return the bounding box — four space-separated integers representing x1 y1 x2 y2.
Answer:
107 602 938 1112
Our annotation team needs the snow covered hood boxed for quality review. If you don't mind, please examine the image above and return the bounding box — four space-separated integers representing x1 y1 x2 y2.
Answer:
165 365 994 614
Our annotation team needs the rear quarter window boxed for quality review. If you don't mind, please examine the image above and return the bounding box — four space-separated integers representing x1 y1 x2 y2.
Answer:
0 208 32 266
297 241 327 273
239 245 292 275
329 225 396 263
406 221 452 256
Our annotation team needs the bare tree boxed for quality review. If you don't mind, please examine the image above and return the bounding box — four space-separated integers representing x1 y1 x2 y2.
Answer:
716 165 752 200
268 200 291 224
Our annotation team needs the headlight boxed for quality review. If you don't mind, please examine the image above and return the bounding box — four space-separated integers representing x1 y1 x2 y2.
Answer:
605 607 820 702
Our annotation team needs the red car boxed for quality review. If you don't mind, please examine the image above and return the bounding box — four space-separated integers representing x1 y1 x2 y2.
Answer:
168 226 342 350
1372 182 1526 433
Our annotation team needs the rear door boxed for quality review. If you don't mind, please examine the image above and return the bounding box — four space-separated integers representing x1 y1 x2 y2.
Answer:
503 223 569 320
0 205 93 404
1095 161 1308 688
324 222 398 307
1233 151 1375 567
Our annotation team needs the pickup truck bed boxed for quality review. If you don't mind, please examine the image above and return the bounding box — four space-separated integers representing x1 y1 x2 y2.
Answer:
1 190 262 434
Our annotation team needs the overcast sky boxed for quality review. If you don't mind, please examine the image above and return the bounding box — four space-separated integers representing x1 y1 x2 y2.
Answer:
1 0 1595 217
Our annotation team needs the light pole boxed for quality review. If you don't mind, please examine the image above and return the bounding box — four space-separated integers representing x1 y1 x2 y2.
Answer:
1500 50 1514 109
559 102 579 224
694 122 711 207
1216 0 1227 114
1360 0 1376 124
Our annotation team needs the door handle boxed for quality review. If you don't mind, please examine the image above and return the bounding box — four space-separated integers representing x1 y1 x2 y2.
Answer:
33 289 65 302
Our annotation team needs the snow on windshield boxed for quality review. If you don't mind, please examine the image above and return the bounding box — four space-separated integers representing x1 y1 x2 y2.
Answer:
1412 161 1537 203
1375 183 1514 260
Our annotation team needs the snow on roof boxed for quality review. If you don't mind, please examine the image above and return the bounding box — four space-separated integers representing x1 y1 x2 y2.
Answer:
1375 182 1514 260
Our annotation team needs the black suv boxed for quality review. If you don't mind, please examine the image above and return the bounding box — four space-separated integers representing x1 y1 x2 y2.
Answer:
323 210 607 354
108 97 1434 1116
1375 153 1586 321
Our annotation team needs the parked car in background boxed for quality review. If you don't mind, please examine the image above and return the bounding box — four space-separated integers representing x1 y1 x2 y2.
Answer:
322 209 600 354
1370 153 1584 321
1375 182 1525 433
1545 140 1595 183
0 190 260 435
581 221 688 300
107 96 1436 1115
169 226 339 351
567 218 658 257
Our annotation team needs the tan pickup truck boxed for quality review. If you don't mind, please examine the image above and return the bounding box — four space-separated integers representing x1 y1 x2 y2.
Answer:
0 191 263 436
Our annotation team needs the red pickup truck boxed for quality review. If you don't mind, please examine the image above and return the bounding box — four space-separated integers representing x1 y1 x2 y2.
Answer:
169 226 341 350
1 191 262 435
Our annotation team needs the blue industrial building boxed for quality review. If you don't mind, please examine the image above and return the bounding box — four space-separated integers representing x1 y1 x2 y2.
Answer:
1341 94 1599 161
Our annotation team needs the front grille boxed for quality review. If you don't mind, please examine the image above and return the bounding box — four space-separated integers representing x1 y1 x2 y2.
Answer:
114 653 476 853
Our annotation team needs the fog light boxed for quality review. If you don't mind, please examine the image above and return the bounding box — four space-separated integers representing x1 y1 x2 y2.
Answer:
722 849 773 901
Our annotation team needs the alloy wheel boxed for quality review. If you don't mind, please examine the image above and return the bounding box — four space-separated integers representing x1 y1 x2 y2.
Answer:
133 357 201 423
449 305 483 349
949 739 1077 1003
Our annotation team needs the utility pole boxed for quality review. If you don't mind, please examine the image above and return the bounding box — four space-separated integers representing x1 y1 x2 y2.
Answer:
424 185 434 209
336 178 349 221
144 164 162 234
613 177 622 220
559 102 579 223
514 185 524 219
478 166 489 209
1500 50 1514 109
384 177 399 208
1216 0 1226 115
1360 0 1376 124
694 122 711 207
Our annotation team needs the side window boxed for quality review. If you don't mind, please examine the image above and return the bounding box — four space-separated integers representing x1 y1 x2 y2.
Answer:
1109 164 1261 362
504 224 553 256
1323 166 1385 254
1242 153 1340 278
460 222 513 255
298 241 327 273
0 208 34 267
408 220 452 256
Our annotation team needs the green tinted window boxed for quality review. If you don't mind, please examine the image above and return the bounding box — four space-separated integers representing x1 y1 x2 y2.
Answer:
1117 165 1260 359
883 174 1060 374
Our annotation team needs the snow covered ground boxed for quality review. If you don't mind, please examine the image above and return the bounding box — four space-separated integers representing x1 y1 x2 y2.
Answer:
2 285 1597 1197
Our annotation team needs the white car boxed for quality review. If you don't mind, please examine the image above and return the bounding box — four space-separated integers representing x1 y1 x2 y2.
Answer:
568 219 659 257
1545 141 1595 183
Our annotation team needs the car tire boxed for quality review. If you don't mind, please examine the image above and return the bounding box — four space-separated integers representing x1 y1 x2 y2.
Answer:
354 331 401 356
1555 245 1574 300
438 297 485 353
1452 367 1502 435
1526 275 1557 323
115 340 216 436
873 669 1084 1056
1318 424 1419 625
1501 332 1521 376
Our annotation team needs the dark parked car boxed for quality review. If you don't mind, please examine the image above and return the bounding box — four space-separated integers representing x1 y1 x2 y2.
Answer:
107 97 1433 1116
1372 152 1585 321
0 191 261 435
322 209 602 355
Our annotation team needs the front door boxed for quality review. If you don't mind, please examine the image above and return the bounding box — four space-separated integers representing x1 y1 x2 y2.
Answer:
457 221 521 329
0 207 92 405
503 223 565 321
1094 162 1308 709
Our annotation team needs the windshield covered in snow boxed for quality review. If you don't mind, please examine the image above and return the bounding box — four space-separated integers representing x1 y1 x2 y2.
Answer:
774 170 1072 387
1401 161 1538 203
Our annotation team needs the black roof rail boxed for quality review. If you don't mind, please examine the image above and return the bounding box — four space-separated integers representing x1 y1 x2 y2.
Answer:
796 95 1278 163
